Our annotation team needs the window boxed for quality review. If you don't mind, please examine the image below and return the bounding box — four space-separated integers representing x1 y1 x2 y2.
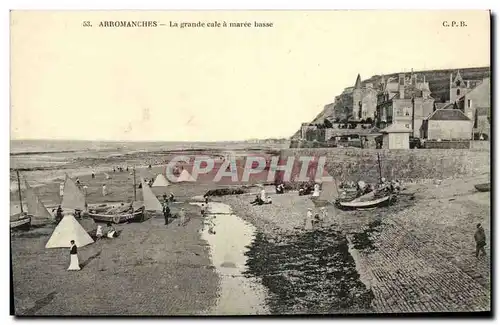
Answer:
467 99 471 108
405 108 410 116
457 89 461 96
405 124 410 128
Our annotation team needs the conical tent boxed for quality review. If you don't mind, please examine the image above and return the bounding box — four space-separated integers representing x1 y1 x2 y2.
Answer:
176 169 195 183
45 215 94 248
152 174 170 187
141 178 163 211
24 180 53 222
318 180 340 204
61 175 86 211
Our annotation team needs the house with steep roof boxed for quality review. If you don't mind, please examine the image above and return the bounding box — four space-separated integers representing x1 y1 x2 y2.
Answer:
375 71 435 137
420 109 472 140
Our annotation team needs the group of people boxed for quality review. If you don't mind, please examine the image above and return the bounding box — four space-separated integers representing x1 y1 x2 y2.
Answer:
250 187 273 205
304 207 328 230
112 166 129 173
96 223 120 239
161 193 185 226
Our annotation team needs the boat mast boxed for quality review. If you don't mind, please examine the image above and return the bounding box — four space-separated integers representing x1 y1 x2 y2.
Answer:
16 170 24 213
133 167 137 201
377 153 383 183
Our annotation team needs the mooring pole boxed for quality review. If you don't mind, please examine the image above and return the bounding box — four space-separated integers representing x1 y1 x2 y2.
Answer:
16 170 23 213
377 153 383 183
133 167 137 201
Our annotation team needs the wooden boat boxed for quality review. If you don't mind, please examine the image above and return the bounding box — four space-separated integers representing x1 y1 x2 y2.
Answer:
10 212 31 230
88 206 146 224
11 171 32 231
474 183 490 192
336 195 393 210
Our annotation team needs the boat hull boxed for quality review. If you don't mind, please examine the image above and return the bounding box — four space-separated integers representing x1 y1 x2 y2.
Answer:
474 183 490 192
88 208 147 224
10 215 31 230
336 195 393 210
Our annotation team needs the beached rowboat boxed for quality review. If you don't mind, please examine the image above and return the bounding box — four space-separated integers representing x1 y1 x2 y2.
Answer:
474 183 490 192
88 206 146 224
10 213 31 230
336 195 393 210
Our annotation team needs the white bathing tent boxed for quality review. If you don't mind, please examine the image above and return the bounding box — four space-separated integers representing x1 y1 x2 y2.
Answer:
152 174 170 187
176 169 195 183
45 214 94 248
141 178 163 211
61 175 86 211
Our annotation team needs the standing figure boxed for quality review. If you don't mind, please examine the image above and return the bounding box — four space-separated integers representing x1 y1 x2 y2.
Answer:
96 225 103 239
474 223 487 258
102 184 107 196
312 183 321 198
163 203 171 226
59 182 64 197
68 240 80 271
91 171 95 179
304 208 313 230
162 193 168 202
56 205 63 224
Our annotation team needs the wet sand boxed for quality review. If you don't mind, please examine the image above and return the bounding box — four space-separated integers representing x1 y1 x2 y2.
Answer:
222 175 491 313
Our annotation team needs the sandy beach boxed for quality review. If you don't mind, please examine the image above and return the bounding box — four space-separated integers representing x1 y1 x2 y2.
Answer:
10 143 491 315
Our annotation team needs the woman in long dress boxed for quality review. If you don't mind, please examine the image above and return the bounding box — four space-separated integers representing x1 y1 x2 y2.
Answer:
59 183 64 197
102 184 107 196
68 240 80 271
312 183 321 198
304 208 313 230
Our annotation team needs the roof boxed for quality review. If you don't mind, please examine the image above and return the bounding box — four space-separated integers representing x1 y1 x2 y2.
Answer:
380 123 412 134
434 103 449 110
354 74 362 89
427 109 471 121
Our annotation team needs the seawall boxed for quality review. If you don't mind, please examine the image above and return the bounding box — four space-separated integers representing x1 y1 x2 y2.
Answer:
278 148 490 183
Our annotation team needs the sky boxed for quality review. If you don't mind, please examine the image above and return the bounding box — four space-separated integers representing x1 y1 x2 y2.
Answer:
10 10 490 142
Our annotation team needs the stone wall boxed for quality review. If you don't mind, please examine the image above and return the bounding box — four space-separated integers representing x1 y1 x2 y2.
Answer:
278 148 490 183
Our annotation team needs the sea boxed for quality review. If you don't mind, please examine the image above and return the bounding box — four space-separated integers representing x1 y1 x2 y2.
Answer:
10 139 288 191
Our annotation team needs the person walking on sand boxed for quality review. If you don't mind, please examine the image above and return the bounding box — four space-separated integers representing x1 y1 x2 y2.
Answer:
304 208 313 230
68 240 80 271
163 203 171 226
474 223 487 258
102 184 107 197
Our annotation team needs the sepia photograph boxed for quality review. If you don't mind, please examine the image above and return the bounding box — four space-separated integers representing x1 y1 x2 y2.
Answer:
9 10 491 316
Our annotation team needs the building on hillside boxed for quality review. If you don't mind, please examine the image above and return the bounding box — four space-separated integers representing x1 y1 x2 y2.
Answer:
449 70 484 103
375 71 435 137
380 123 412 149
420 109 472 140
455 77 490 139
332 74 380 122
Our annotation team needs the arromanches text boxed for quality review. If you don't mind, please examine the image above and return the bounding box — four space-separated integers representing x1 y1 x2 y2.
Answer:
99 21 158 28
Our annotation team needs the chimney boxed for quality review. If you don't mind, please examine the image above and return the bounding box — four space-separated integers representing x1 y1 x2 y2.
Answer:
399 73 405 99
